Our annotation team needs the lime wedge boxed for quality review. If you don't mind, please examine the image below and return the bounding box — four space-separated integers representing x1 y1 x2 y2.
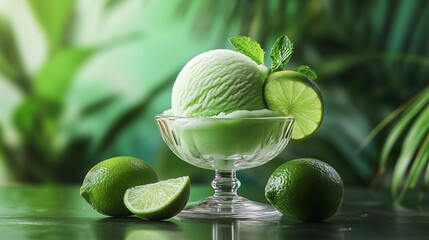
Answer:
264 70 324 140
124 176 190 220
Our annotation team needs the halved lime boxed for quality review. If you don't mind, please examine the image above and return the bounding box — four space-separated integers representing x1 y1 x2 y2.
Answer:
264 70 324 140
124 176 190 220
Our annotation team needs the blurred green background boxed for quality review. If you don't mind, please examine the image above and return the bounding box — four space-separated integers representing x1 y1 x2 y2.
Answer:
0 0 428 190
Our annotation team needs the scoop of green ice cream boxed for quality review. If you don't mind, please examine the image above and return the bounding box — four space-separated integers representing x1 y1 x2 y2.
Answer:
171 49 270 117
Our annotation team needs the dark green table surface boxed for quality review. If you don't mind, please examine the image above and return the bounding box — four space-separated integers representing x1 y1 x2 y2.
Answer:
1 185 429 240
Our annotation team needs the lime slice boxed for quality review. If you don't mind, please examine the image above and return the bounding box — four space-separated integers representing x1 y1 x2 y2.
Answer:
124 176 190 220
264 70 324 140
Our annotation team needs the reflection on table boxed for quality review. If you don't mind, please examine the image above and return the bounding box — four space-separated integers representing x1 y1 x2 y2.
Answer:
1 185 429 239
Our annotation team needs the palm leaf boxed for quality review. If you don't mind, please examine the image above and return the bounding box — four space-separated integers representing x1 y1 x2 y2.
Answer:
80 95 119 117
410 134 429 188
356 99 409 154
358 87 429 159
27 0 75 55
0 15 19 79
0 125 17 172
363 86 429 195
34 47 97 105
380 87 429 173
392 103 429 199
0 14 28 92
423 138 429 189
386 1 420 52
34 27 145 105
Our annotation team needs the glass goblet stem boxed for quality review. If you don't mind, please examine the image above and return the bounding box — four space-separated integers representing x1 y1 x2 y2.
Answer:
211 170 241 201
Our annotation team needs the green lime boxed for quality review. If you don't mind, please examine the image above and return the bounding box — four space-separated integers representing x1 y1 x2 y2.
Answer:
264 70 324 140
124 176 190 220
80 156 158 217
265 158 343 222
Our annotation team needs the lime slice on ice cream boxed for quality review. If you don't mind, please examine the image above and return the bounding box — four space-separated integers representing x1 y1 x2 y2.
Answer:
264 70 323 140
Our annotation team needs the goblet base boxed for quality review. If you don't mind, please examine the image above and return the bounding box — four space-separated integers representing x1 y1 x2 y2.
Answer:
177 195 282 220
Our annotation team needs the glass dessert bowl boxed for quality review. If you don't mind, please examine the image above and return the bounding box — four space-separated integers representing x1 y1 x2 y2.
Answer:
155 114 294 220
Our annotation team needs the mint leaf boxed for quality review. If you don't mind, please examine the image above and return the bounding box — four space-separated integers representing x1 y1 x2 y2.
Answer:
270 35 293 72
296 65 318 80
229 36 265 65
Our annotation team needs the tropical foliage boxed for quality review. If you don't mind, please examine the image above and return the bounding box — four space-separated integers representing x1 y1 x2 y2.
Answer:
0 0 427 198
363 87 429 202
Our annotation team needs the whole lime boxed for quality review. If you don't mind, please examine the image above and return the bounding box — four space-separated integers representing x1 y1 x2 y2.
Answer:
80 156 158 217
265 158 343 222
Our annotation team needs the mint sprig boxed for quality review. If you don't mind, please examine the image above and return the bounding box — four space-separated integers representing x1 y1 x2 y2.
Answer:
270 35 294 72
229 36 265 65
296 65 318 80
229 34 318 78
